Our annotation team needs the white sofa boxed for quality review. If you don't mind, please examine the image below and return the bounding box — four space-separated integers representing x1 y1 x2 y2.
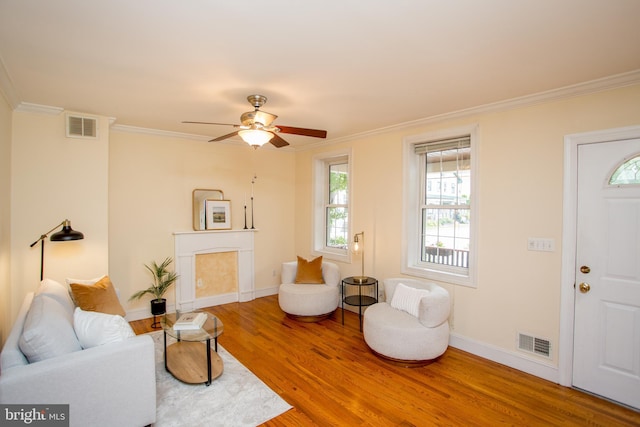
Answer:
363 278 450 365
0 281 156 427
278 260 341 321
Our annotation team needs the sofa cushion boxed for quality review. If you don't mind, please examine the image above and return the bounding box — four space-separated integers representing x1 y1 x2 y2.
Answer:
35 278 76 315
294 256 324 284
390 282 430 318
0 293 33 369
73 307 135 349
69 276 126 316
18 294 82 363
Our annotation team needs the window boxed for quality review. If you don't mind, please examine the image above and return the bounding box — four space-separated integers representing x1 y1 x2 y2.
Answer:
326 162 349 249
403 126 477 287
313 150 351 261
609 154 640 185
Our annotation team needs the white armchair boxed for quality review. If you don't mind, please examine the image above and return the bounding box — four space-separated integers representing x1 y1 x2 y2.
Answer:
363 278 450 365
278 260 340 322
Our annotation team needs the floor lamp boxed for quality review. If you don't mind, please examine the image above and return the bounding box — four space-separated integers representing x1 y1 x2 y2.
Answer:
30 219 84 280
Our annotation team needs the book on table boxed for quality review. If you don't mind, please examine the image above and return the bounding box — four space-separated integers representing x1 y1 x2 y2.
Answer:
173 312 207 330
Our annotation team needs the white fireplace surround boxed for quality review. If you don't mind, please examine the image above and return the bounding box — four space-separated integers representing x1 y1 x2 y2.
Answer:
174 230 255 312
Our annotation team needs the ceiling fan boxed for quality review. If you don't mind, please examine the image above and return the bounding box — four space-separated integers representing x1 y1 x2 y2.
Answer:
183 95 327 148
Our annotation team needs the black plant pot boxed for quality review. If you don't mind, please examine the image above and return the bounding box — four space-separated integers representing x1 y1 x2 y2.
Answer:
150 298 166 316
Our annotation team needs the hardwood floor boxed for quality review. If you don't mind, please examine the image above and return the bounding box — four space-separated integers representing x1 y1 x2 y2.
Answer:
130 295 640 426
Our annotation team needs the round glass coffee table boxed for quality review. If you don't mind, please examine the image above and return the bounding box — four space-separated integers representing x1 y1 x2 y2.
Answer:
161 311 224 386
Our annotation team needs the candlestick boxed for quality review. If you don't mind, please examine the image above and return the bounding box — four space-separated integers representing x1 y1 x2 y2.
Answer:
243 204 248 229
250 196 255 229
250 175 257 229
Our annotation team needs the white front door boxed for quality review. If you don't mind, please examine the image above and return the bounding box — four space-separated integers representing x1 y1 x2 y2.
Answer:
573 138 640 409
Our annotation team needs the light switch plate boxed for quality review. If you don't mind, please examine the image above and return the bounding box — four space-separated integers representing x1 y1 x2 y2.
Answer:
528 238 555 252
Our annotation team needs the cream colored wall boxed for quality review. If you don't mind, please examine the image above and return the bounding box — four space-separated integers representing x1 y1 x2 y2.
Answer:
4 84 638 366
10 111 109 323
108 131 296 314
0 93 12 346
294 84 640 365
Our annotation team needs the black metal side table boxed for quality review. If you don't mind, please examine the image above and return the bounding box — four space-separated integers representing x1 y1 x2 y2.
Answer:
341 276 378 331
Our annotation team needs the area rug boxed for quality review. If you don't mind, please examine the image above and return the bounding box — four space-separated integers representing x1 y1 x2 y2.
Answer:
150 331 292 426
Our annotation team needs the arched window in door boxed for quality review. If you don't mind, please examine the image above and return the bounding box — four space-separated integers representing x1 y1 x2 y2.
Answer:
609 154 640 185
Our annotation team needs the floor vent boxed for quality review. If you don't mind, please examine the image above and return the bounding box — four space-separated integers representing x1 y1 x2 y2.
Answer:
66 114 97 139
518 332 551 358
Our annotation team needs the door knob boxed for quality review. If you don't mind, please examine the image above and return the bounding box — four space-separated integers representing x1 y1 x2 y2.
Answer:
580 265 591 274
579 282 591 293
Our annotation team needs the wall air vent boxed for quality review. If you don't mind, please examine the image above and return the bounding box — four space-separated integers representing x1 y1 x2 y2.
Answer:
66 114 98 139
517 332 551 358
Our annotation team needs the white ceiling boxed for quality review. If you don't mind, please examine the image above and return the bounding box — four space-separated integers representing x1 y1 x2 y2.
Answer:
1 0 639 148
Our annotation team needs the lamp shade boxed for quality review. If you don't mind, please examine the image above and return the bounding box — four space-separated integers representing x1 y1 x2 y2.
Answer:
238 129 274 147
31 219 85 281
352 235 361 255
352 231 366 283
50 220 84 241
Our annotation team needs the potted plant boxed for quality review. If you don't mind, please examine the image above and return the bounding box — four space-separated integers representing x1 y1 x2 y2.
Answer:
129 257 178 317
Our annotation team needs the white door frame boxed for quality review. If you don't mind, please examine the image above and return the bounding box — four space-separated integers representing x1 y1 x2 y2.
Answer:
559 124 640 387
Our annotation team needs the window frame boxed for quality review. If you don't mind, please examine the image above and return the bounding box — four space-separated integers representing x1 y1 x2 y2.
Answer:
402 125 478 287
312 149 352 262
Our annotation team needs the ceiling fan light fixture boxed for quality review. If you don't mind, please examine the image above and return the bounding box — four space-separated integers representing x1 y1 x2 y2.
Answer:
238 129 274 148
184 94 327 148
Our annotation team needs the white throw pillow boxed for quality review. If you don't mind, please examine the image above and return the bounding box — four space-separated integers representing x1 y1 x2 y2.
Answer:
73 307 135 349
390 283 431 318
65 275 106 286
19 294 82 363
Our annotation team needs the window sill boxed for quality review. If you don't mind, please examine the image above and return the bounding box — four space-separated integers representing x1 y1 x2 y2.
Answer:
312 249 349 263
401 264 476 288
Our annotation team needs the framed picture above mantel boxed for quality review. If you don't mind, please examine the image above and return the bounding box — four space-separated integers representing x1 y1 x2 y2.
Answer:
205 200 231 230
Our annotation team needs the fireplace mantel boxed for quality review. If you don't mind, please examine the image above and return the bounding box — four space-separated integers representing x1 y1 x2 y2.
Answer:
173 230 255 312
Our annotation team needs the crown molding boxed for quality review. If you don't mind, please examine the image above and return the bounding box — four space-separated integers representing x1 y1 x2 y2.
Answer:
14 102 64 115
306 69 640 151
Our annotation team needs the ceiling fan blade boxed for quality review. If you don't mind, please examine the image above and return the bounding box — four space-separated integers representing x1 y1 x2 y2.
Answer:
269 133 290 148
209 130 240 142
276 125 327 139
241 111 277 127
183 121 240 127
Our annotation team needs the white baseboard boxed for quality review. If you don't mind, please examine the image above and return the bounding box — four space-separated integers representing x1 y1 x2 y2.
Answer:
449 332 559 383
125 287 280 321
255 286 279 298
125 302 176 322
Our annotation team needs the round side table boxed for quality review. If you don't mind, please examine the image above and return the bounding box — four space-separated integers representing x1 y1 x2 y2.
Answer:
161 311 224 386
341 276 378 331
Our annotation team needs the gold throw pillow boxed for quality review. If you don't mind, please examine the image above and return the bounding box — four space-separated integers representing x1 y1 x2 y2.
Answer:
294 256 325 284
69 276 126 317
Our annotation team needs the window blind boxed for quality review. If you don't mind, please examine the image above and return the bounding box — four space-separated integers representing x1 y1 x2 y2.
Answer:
414 136 470 154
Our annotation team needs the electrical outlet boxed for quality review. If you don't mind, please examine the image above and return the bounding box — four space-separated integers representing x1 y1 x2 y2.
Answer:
527 238 555 252
196 278 203 288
